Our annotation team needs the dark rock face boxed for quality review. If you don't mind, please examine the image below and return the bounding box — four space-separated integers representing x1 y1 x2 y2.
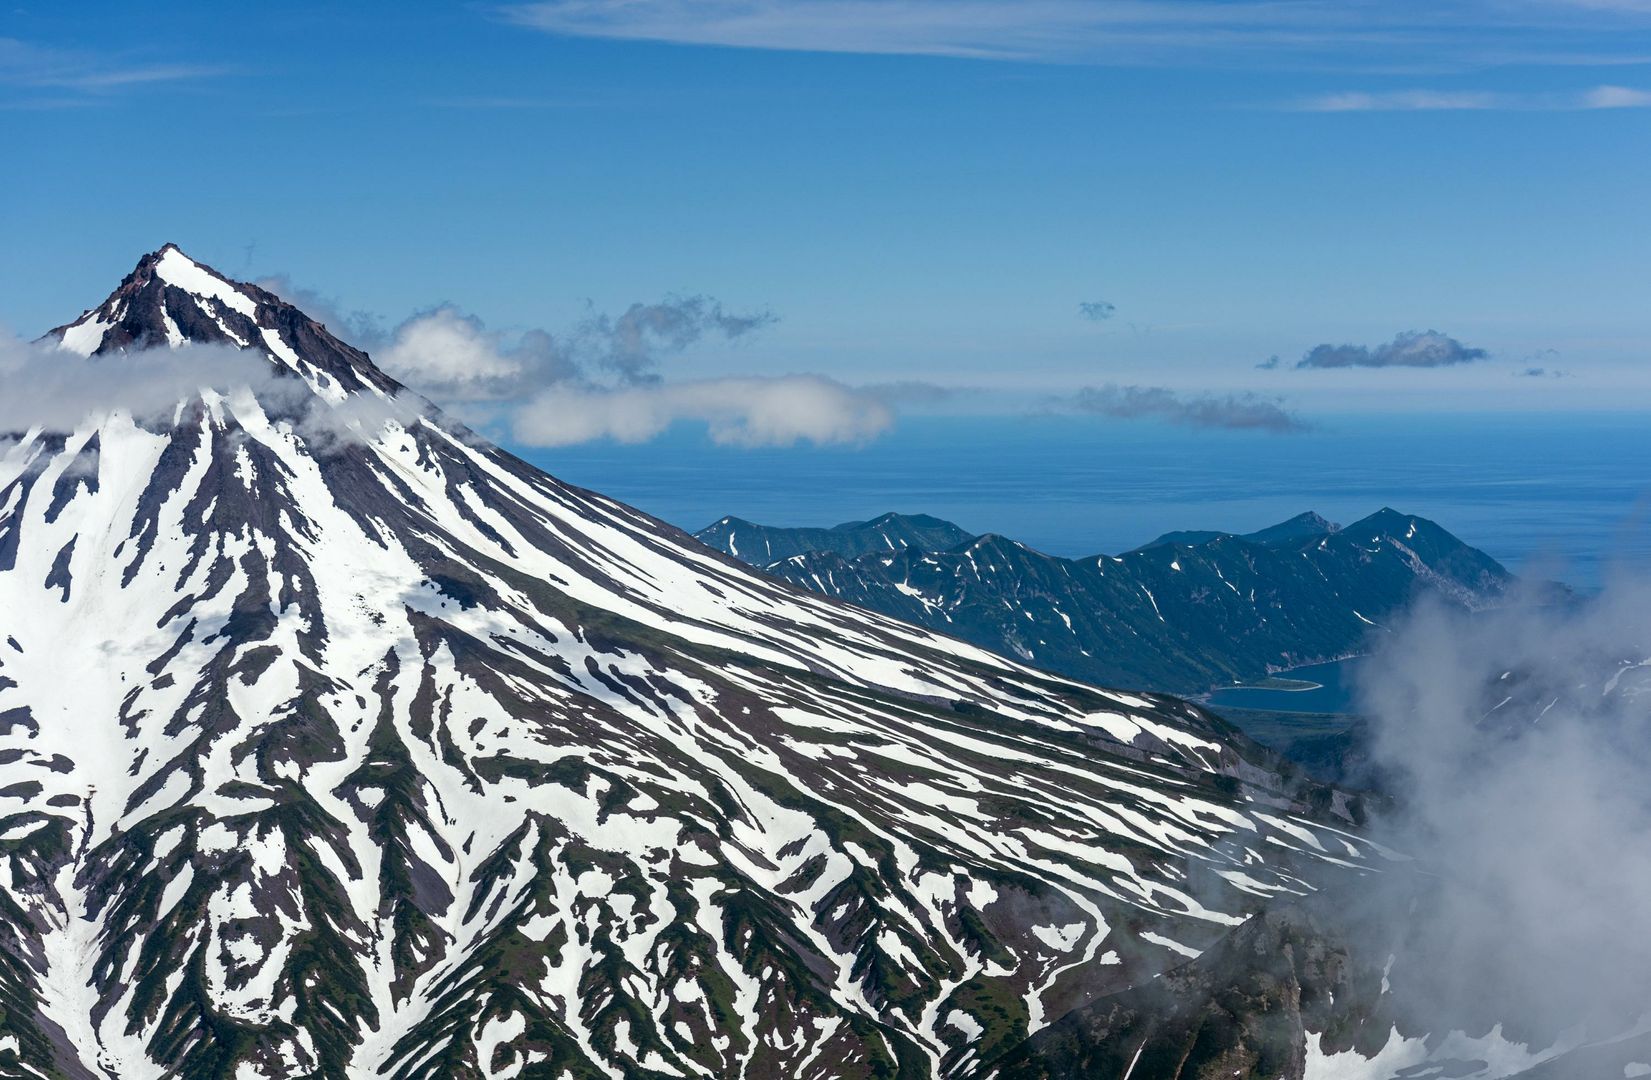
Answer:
697 510 1512 695
983 891 1382 1080
980 867 1651 1080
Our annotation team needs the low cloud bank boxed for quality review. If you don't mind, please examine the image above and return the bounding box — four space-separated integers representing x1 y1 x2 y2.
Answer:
1065 384 1307 433
513 375 892 448
0 333 279 432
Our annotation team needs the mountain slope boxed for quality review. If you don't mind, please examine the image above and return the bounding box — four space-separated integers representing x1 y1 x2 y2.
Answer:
696 512 1511 694
983 873 1651 1080
0 247 1374 1079
984 599 1651 1080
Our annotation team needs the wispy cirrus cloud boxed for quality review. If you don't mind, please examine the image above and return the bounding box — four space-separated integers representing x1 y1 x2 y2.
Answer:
1294 89 1504 111
0 330 431 453
1557 0 1651 12
496 0 1651 70
1290 83 1651 110
0 38 228 103
496 0 1328 63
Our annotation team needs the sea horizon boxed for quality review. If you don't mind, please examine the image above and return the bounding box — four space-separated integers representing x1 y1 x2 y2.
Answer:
525 409 1651 589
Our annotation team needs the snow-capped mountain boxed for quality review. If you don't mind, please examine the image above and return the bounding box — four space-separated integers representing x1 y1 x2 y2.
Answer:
0 246 1376 1079
696 511 1511 694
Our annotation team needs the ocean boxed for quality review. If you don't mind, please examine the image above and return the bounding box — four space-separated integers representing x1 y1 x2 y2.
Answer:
520 411 1651 590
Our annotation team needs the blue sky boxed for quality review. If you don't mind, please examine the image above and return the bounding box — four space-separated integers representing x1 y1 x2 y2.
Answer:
4 0 1650 448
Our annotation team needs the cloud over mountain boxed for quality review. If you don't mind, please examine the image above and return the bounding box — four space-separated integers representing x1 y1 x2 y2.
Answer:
0 332 276 432
251 280 886 449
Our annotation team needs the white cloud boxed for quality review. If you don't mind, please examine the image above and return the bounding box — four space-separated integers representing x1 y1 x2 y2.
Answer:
500 0 1128 61
280 291 771 406
0 38 227 95
511 375 893 447
498 1 1651 69
234 279 942 449
1581 83 1651 106
247 285 877 449
1292 83 1651 111
374 306 566 400
1298 89 1503 111
1557 0 1651 12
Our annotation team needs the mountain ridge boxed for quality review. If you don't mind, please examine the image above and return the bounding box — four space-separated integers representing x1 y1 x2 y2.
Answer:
1131 510 1342 553
696 509 1512 694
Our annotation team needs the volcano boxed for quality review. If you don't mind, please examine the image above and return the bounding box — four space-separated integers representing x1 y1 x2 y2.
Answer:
0 246 1369 1079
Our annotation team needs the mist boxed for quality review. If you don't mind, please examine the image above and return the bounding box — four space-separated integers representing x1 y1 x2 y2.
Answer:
1350 575 1651 1045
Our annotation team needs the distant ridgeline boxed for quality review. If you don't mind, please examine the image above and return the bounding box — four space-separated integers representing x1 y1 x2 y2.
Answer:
696 509 1512 694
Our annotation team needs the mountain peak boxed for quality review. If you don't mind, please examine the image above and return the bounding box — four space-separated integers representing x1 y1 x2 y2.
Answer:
148 244 259 314
47 245 395 394
1243 510 1340 548
837 510 964 533
1349 507 1420 534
